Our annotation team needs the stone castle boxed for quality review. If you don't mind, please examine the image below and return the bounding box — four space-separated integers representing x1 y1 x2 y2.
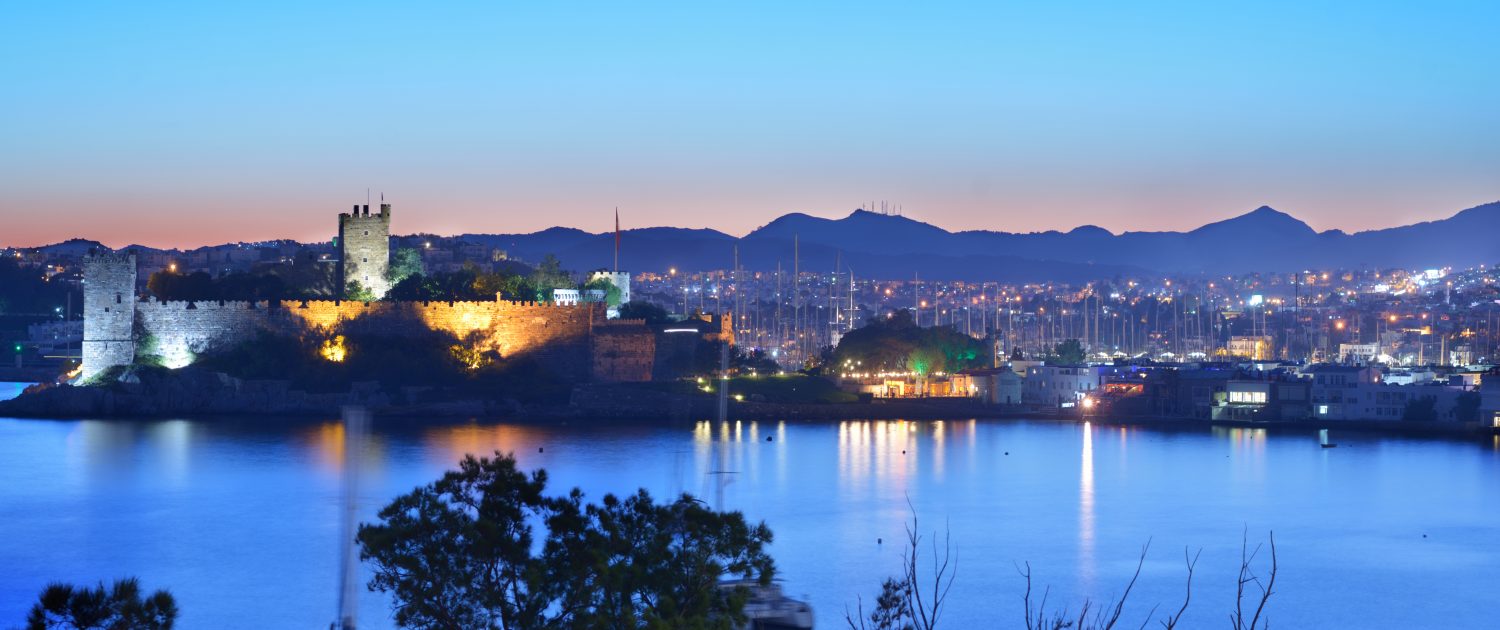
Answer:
80 203 662 383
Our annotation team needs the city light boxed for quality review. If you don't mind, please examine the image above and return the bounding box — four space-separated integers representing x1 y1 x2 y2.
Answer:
319 335 347 362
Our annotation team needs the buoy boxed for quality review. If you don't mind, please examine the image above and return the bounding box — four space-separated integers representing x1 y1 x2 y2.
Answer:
538 447 544 453
766 436 773 442
877 538 883 545
1004 451 1009 456
901 450 906 454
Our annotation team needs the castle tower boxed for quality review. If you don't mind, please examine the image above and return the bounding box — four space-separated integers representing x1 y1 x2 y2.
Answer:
81 253 138 379
588 270 631 318
338 202 392 299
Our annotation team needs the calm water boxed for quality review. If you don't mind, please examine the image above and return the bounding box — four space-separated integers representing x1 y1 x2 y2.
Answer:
2 414 1498 629
0 382 28 401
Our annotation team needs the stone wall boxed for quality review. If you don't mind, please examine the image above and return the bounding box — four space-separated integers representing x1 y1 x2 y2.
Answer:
338 203 392 298
591 319 655 382
81 254 137 379
131 297 604 377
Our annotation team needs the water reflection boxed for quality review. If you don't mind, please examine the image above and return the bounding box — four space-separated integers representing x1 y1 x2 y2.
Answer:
5 417 1500 630
837 420 918 493
1079 421 1095 584
684 420 770 510
152 420 193 487
933 420 945 477
421 423 548 466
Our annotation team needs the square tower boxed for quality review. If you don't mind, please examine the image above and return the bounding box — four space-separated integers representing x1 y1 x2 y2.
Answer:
588 270 631 318
338 203 392 299
81 253 138 379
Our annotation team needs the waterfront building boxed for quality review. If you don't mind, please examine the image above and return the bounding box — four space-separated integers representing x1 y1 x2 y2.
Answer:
1213 376 1311 421
1023 364 1107 407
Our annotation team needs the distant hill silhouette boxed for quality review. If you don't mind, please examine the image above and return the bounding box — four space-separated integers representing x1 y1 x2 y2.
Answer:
31 201 1500 282
464 201 1500 280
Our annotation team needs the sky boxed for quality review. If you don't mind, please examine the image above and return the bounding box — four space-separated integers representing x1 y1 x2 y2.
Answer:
2 0 1497 249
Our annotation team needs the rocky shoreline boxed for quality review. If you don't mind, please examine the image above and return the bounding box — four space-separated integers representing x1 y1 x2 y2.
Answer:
3 369 1494 440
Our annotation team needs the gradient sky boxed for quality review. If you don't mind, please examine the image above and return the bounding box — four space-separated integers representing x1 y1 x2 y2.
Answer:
2 0 1497 248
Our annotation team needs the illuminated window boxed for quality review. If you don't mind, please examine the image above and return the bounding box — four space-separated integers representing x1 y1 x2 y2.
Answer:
1229 391 1267 404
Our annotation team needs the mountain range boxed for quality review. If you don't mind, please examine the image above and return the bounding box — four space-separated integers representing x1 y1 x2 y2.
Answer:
28 201 1500 283
460 201 1500 282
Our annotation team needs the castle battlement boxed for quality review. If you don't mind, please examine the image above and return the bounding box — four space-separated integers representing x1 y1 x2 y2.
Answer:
82 252 137 267
78 201 617 380
141 298 274 310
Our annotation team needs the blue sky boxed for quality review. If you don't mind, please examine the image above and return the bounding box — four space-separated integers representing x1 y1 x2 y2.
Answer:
2 0 1496 247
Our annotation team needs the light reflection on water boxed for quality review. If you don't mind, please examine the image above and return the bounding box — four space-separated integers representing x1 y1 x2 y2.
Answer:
1079 421 1095 586
1 416 1498 629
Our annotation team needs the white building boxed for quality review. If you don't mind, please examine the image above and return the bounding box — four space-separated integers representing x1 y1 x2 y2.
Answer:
1307 364 1468 421
1024 365 1107 407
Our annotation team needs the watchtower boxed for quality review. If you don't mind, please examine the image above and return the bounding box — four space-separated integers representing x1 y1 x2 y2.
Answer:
81 253 137 379
588 270 631 318
338 202 393 299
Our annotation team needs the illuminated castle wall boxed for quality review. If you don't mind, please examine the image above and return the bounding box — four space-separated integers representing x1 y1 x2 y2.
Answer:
80 272 606 379
80 202 617 380
127 297 603 376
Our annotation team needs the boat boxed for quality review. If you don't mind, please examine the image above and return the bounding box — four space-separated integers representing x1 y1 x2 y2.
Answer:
721 579 815 630
1319 428 1337 448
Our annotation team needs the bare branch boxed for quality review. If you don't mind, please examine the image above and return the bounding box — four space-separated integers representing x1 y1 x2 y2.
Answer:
1159 547 1200 629
1099 540 1150 629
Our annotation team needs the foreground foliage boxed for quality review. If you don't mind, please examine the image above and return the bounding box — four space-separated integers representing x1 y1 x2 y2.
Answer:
849 513 1278 630
357 452 776 629
26 578 177 630
193 328 573 403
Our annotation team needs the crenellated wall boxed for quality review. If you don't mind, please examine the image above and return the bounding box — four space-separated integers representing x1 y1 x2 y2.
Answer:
126 296 604 377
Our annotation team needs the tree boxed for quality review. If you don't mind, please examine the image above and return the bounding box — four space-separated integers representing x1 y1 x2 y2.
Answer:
907 346 946 377
26 577 177 630
0 257 79 317
147 270 215 302
850 522 1279 630
1454 391 1481 423
833 310 988 375
1051 339 1086 365
581 276 623 307
846 508 954 630
617 301 673 327
344 280 376 302
531 254 575 301
733 347 780 375
357 452 776 629
1402 396 1438 422
387 247 425 286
